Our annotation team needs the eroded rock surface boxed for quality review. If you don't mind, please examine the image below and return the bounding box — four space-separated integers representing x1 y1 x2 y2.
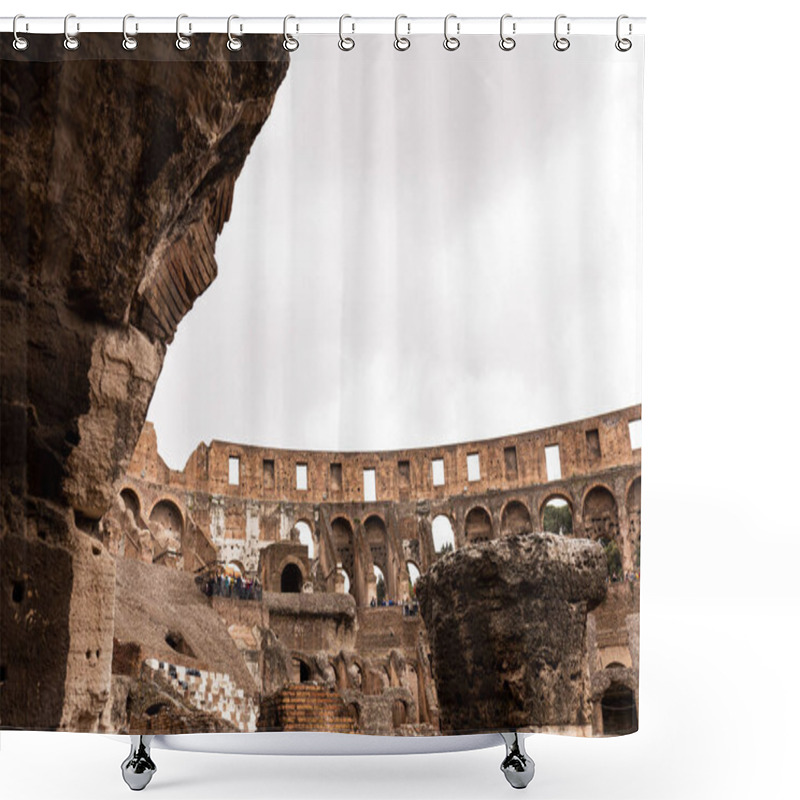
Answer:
417 533 607 734
0 34 288 729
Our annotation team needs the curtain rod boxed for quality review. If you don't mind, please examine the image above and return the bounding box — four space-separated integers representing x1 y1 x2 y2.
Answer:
0 16 646 37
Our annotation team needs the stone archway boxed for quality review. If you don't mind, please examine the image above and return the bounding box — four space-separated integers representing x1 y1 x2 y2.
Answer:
465 506 493 544
583 486 619 541
149 499 184 537
541 495 573 534
281 563 303 593
120 488 141 519
432 514 456 554
501 500 532 536
364 514 390 594
601 683 638 735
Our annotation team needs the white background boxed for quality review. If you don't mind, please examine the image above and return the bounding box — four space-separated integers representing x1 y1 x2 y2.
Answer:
2 2 799 799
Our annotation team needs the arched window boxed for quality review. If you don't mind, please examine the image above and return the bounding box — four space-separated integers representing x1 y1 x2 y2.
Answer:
583 486 619 541
542 496 573 534
584 486 621 580
501 500 532 536
281 563 303 593
432 515 455 554
149 499 183 536
601 684 638 735
120 488 140 518
465 506 493 543
365 515 389 581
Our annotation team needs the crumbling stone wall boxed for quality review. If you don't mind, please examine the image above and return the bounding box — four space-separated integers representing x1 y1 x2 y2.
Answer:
0 34 289 730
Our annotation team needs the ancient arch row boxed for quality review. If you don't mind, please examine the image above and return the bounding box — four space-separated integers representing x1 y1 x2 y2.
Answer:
115 407 642 608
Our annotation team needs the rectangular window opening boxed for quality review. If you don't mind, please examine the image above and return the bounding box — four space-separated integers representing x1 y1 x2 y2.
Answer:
586 429 601 459
296 463 308 491
263 459 275 489
228 456 240 486
467 452 481 482
363 468 376 502
504 446 518 478
397 460 411 487
628 418 642 450
431 458 445 487
330 462 343 491
545 445 562 482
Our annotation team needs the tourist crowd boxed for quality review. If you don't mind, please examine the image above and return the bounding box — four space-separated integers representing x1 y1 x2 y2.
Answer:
201 574 263 601
368 597 420 616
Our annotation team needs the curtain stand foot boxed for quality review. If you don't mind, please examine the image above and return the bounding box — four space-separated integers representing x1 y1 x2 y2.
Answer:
499 731 535 789
121 735 157 791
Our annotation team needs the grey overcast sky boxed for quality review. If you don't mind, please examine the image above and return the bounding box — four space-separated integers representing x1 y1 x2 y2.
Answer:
147 34 643 470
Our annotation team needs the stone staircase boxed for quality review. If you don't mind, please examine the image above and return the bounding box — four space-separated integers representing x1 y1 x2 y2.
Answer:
143 658 258 731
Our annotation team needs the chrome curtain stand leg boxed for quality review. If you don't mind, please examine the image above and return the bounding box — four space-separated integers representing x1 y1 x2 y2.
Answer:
499 731 535 789
121 735 157 791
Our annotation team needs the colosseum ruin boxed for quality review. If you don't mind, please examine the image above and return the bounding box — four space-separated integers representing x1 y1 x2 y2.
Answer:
104 404 641 738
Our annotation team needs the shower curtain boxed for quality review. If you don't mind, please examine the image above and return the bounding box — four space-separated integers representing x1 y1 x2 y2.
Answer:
0 23 643 738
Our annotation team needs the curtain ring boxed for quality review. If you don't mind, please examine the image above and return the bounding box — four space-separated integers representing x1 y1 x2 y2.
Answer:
499 14 516 51
176 14 191 50
12 15 28 51
227 15 242 51
122 14 138 51
283 15 299 51
394 14 410 51
443 14 460 51
338 14 355 51
615 14 632 52
553 14 570 51
63 13 79 51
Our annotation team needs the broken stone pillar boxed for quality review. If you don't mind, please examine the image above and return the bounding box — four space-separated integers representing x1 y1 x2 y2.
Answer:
417 533 607 734
0 35 288 730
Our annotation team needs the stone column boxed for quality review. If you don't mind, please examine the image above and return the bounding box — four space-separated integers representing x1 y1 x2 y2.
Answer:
418 532 607 734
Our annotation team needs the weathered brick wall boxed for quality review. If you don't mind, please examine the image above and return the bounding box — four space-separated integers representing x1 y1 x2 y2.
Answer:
260 684 356 733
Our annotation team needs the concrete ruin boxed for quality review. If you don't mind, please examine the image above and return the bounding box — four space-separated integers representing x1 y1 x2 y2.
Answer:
105 406 641 736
